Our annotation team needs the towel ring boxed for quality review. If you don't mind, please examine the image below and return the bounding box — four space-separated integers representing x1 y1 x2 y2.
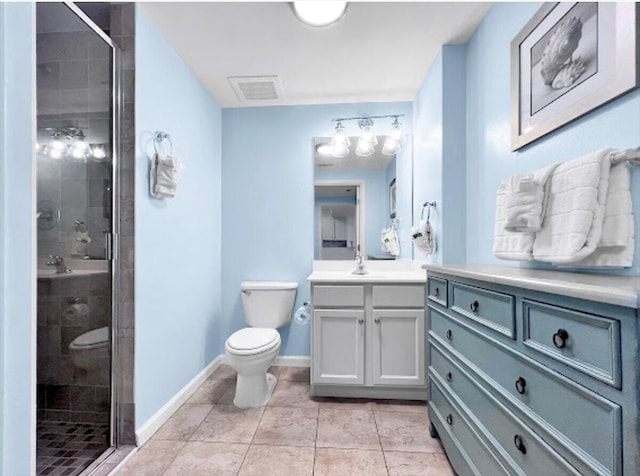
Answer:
421 201 436 221
153 131 174 156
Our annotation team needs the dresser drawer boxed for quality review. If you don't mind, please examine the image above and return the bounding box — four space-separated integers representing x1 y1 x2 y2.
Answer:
522 300 621 388
313 285 364 307
427 277 447 306
372 285 424 308
450 281 515 338
428 324 621 476
430 360 581 476
429 381 509 476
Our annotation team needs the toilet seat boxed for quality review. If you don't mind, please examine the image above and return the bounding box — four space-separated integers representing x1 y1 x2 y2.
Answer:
69 326 109 351
226 328 280 356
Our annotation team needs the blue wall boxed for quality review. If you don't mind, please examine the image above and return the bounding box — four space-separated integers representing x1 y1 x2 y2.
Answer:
134 8 223 429
465 2 640 273
0 3 36 474
221 102 412 357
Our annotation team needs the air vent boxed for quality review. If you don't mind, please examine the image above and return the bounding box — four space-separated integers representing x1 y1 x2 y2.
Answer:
228 75 285 104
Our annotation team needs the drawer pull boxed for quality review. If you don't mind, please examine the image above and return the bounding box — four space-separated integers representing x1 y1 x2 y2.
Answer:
514 434 527 455
446 414 453 425
434 287 440 297
515 376 527 394
552 328 569 348
374 317 381 324
358 318 364 324
470 300 480 312
446 329 452 340
446 372 452 382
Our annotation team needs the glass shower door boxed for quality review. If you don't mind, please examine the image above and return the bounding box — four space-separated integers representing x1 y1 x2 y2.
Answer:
35 3 116 475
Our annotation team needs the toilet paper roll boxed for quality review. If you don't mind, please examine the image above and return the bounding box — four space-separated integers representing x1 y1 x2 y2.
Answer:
294 302 311 325
63 303 89 325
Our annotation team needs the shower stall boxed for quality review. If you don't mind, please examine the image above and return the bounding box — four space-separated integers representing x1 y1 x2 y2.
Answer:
35 3 120 474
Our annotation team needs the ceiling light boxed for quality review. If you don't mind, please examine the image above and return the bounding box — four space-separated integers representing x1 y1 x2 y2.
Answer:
356 119 377 157
330 122 350 158
315 143 333 156
292 1 347 28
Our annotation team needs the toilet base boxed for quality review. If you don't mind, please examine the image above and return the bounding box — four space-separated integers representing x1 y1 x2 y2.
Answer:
233 372 277 409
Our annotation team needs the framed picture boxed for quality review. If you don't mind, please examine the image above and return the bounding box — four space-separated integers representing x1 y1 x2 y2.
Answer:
511 2 639 151
389 178 397 219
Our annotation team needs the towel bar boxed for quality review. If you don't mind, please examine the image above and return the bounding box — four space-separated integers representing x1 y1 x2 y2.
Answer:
610 147 640 166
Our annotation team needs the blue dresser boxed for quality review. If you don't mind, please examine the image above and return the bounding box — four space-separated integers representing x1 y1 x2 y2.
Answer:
423 264 640 476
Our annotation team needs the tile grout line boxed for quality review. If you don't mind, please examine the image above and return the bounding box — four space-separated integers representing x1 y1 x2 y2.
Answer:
312 403 320 476
372 409 391 476
235 397 268 475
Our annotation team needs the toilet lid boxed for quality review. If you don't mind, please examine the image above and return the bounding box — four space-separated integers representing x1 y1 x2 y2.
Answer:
70 326 109 349
227 328 279 352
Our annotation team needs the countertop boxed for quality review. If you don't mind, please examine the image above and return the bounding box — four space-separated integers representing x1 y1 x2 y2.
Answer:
307 270 426 284
423 263 640 309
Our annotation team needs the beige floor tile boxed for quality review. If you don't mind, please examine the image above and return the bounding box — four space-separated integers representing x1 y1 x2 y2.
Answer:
371 399 427 413
268 380 319 409
115 440 185 476
316 397 374 411
163 441 248 476
210 364 237 380
375 410 443 453
238 445 314 476
385 451 455 476
316 408 381 450
253 406 318 447
314 447 388 476
216 382 236 405
186 377 233 405
268 365 285 378
279 366 310 382
153 403 212 441
190 404 264 444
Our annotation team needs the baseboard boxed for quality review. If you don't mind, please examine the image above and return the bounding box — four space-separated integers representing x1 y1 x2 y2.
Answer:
135 355 225 446
273 355 310 367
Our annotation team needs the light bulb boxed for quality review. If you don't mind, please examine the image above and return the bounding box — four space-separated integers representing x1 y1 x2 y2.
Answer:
91 144 107 160
45 132 67 159
330 123 351 158
69 132 89 160
292 1 347 27
49 147 64 159
356 123 378 157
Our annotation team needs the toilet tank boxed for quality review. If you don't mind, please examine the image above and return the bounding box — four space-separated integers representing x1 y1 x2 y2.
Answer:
241 281 298 328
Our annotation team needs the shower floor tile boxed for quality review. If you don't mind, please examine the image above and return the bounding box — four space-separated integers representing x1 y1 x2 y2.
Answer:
37 420 109 476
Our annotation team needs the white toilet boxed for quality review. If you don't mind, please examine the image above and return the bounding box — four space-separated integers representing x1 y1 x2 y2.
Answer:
69 326 110 375
225 281 298 408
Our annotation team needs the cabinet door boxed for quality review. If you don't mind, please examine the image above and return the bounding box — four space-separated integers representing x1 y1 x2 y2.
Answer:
313 309 365 385
372 309 425 386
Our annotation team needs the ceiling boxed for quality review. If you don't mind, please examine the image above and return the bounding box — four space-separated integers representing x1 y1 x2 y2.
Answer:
139 2 492 108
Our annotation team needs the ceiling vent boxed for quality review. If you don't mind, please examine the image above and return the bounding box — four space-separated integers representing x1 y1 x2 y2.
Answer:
227 75 285 104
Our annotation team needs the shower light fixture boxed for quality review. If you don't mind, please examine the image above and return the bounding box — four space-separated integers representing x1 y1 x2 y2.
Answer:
329 114 405 158
292 1 348 27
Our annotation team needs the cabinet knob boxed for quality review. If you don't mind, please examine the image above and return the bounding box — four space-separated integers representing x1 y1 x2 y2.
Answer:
446 329 452 340
470 300 479 313
514 434 527 454
552 328 569 348
358 318 364 324
374 317 380 324
446 414 453 425
446 372 452 383
515 376 527 394
434 287 440 297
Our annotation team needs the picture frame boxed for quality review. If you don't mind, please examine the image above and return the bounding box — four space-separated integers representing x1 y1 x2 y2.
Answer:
510 2 639 151
389 178 397 219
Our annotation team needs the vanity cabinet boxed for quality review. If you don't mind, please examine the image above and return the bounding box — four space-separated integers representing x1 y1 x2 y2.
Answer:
310 282 426 399
424 264 640 476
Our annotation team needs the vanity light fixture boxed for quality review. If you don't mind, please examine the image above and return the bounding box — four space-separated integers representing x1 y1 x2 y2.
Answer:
44 130 67 159
69 130 90 160
292 1 348 28
91 144 107 160
329 114 405 158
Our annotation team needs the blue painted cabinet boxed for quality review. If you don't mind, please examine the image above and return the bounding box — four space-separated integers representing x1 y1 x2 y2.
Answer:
424 265 639 476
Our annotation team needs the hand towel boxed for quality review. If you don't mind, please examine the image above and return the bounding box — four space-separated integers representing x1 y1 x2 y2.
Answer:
381 227 400 256
568 161 635 267
493 180 536 260
150 153 183 199
532 148 614 263
412 219 436 256
504 164 557 232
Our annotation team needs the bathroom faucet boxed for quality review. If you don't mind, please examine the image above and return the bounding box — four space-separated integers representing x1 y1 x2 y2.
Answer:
46 255 71 274
352 254 368 275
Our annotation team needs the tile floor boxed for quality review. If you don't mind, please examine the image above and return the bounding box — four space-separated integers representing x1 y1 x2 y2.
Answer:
115 365 454 476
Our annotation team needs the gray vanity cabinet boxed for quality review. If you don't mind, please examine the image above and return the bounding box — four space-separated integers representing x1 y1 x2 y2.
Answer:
424 265 639 476
310 282 426 399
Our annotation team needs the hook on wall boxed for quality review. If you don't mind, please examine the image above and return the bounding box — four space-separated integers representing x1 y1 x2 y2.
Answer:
421 201 436 221
153 131 174 156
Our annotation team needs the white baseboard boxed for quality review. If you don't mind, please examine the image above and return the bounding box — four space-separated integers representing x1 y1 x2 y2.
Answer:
135 355 225 446
273 355 310 367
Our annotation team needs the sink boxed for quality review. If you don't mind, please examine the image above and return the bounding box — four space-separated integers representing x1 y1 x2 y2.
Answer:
37 259 109 279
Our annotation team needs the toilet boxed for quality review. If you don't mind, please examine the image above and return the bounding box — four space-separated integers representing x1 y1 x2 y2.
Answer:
225 281 298 408
69 326 110 376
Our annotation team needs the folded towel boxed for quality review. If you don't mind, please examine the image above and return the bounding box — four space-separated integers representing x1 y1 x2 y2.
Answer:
493 180 535 260
150 154 183 199
568 161 635 267
532 148 614 263
381 227 400 256
504 164 557 232
412 219 436 256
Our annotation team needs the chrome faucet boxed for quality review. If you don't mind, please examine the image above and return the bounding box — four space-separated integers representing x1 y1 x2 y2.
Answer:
46 255 71 274
352 254 368 275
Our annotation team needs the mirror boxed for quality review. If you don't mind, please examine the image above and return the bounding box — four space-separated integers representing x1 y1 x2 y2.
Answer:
313 135 413 260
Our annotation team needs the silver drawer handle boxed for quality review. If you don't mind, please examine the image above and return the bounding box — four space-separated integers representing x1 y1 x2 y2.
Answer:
358 318 364 324
374 318 380 324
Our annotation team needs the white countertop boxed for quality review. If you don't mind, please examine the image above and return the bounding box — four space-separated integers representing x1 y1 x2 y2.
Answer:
307 270 426 284
422 263 640 309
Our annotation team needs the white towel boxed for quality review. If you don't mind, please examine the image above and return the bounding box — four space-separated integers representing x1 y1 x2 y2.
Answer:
150 153 183 199
569 161 635 267
412 220 436 256
532 148 614 263
381 227 400 256
493 180 535 260
504 164 557 233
